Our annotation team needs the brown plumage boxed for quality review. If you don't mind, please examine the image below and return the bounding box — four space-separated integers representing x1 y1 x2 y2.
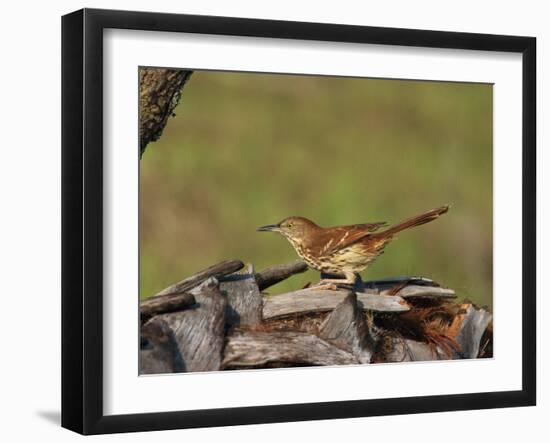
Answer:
257 205 449 287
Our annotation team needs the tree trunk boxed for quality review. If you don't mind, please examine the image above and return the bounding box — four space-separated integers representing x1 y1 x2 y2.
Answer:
139 67 193 157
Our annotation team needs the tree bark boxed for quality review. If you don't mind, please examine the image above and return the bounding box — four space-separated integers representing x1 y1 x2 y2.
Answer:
139 68 193 157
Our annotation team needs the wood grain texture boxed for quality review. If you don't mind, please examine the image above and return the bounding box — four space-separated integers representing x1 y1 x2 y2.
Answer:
222 330 358 368
140 318 185 374
379 337 451 362
255 260 308 291
364 276 438 290
262 289 409 320
154 259 244 297
146 280 227 372
220 264 263 327
140 292 196 323
389 285 456 299
319 292 376 363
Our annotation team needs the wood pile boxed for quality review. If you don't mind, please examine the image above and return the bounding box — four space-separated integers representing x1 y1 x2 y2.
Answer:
140 260 492 374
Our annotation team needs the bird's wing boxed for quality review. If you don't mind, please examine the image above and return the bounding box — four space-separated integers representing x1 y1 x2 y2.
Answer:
320 222 387 255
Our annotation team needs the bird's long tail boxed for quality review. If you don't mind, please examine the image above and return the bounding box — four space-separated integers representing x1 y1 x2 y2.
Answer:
377 205 449 237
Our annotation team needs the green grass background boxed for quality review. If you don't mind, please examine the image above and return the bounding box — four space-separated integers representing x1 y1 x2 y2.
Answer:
140 71 493 308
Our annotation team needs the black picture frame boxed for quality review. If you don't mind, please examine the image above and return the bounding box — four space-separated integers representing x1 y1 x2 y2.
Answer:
61 8 536 435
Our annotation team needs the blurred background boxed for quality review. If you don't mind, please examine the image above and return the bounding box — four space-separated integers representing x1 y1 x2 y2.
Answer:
140 70 493 308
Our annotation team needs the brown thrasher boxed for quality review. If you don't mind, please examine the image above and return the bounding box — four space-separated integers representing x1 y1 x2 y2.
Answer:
257 205 449 288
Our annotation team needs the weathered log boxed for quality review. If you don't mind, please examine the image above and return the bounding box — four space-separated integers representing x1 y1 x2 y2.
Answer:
364 276 438 289
389 285 456 299
140 318 185 374
143 279 227 372
154 259 244 297
222 330 358 368
262 289 409 320
452 304 493 359
139 68 193 156
379 336 451 362
319 292 376 363
140 292 195 323
219 264 263 327
255 260 309 291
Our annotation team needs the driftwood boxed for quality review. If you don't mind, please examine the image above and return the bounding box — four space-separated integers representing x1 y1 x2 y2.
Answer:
139 68 193 157
220 264 263 327
379 337 452 362
140 318 184 374
140 292 196 323
139 259 493 373
222 330 358 368
388 285 456 299
255 260 309 291
364 276 438 289
262 289 409 320
141 279 227 373
139 259 243 323
154 259 244 296
319 292 376 363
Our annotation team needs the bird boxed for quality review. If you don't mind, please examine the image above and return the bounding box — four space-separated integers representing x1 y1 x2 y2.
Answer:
257 205 449 289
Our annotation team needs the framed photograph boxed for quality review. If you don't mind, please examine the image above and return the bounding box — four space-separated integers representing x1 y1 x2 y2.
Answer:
62 8 536 435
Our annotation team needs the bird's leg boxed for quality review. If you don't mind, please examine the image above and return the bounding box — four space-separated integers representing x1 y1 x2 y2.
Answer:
309 272 357 291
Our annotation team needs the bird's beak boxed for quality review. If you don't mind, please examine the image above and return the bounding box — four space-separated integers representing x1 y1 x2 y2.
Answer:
257 223 281 232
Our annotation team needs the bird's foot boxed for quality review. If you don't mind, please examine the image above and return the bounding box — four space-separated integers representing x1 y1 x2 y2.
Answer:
309 281 339 291
308 278 355 291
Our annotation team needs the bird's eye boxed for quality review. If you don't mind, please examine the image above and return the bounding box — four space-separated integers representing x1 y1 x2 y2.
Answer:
287 223 293 229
